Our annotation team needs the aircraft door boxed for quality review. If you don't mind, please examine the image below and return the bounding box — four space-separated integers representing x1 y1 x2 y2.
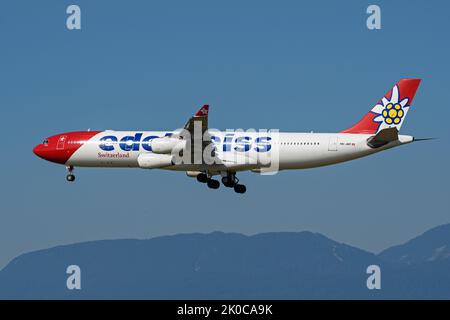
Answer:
328 136 338 151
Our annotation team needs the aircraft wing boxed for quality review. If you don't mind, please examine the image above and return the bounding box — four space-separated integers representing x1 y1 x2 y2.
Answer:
183 104 209 136
179 105 257 170
179 105 217 165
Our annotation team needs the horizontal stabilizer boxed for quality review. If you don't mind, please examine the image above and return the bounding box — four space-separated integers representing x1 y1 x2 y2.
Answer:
413 137 436 142
367 127 399 148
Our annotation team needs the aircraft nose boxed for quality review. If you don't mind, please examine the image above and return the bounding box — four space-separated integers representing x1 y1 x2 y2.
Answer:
32 136 72 164
33 144 45 158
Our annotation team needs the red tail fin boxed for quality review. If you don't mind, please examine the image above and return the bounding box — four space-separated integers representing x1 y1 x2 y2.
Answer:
341 79 421 134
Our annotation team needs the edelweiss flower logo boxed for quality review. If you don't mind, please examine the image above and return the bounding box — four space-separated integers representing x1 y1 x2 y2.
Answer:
372 85 409 130
382 103 404 124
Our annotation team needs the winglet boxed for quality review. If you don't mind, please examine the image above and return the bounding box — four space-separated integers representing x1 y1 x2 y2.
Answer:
194 104 209 117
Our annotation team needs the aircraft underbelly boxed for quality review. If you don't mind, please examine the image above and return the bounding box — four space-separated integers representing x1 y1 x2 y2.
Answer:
278 145 375 170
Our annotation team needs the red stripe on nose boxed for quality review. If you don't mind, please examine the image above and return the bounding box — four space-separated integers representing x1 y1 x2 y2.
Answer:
33 131 102 164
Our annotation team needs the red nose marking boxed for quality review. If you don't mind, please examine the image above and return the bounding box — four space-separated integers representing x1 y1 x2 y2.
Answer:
33 144 45 158
33 131 101 164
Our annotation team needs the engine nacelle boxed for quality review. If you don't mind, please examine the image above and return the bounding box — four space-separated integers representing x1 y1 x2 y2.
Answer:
186 171 202 178
138 153 173 169
150 137 185 154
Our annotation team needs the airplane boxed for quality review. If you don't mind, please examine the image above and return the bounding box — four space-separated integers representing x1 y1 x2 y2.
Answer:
33 78 426 194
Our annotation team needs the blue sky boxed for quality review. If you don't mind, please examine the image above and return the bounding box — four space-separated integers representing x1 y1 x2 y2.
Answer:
0 0 449 268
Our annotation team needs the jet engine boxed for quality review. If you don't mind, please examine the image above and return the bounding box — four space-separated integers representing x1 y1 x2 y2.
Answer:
186 171 202 177
138 153 173 169
150 137 186 154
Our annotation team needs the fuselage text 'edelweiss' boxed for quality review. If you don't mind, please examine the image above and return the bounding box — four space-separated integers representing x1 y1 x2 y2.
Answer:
33 79 426 194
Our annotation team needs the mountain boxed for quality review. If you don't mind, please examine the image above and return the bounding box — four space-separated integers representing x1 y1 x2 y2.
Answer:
379 224 450 265
376 224 450 299
0 224 450 299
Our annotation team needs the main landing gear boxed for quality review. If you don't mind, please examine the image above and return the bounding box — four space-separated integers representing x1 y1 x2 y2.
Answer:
222 173 246 194
207 178 220 189
196 172 246 193
196 173 220 189
66 166 75 182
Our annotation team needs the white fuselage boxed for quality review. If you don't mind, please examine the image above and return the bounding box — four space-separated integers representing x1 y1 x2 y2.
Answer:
66 130 414 173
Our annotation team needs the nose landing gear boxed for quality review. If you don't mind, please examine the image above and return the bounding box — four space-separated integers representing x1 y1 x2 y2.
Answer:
66 166 75 182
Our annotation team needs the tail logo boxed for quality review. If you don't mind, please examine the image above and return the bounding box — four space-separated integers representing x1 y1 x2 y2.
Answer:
382 103 404 124
372 85 409 131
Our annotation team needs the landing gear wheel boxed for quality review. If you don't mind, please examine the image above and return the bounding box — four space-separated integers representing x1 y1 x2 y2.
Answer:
221 177 235 188
234 184 246 194
197 173 208 183
66 166 75 182
207 179 220 189
222 173 238 188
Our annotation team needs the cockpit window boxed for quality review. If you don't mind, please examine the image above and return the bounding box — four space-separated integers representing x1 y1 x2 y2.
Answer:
42 139 49 145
